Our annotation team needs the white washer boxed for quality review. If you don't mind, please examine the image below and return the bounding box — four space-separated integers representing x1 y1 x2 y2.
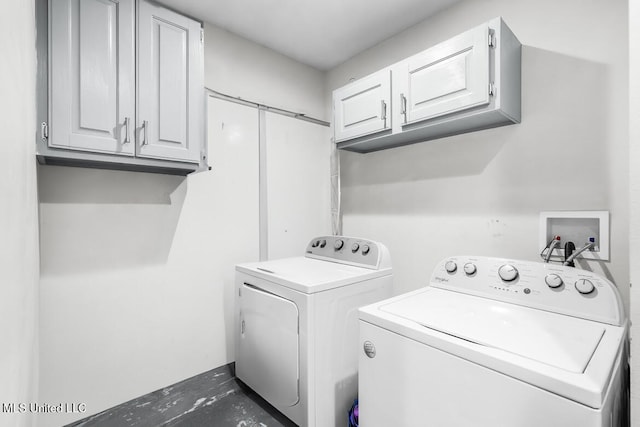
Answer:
235 235 393 427
359 256 628 427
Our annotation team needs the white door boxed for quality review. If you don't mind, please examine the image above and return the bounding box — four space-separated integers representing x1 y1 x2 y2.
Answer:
237 283 299 408
137 0 203 163
402 24 490 125
333 70 391 142
50 0 135 155
266 112 331 260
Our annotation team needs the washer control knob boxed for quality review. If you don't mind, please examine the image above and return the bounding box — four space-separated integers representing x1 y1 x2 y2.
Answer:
445 261 457 273
463 263 477 275
545 274 563 289
334 239 344 250
575 279 595 295
320 239 327 248
311 240 319 248
351 243 360 253
498 264 519 282
361 245 370 255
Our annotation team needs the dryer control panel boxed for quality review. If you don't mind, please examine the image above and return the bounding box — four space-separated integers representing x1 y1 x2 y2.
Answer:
432 256 625 326
305 236 391 270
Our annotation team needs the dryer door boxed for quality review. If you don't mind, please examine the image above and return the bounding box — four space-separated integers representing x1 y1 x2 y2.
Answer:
237 283 299 407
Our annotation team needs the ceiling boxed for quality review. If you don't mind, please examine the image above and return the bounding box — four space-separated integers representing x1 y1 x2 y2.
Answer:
156 0 461 70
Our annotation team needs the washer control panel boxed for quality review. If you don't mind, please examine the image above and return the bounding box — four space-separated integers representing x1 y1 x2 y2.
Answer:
431 256 625 326
305 236 389 269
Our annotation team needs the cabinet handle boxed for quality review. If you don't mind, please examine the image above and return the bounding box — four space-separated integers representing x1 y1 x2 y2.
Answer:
380 100 387 127
123 117 131 144
141 120 149 146
400 93 407 123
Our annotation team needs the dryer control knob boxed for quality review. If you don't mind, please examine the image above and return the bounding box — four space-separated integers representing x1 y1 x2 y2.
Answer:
463 263 477 275
575 279 595 295
334 239 344 250
498 264 519 282
320 239 327 248
361 245 370 255
445 261 457 273
545 274 563 289
351 243 360 253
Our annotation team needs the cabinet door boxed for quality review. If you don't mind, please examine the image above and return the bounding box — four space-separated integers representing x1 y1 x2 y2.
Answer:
137 0 203 163
50 0 135 155
333 70 391 142
402 25 490 125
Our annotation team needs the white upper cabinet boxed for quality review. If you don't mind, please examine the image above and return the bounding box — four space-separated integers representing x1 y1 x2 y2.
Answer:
402 25 490 125
41 0 205 174
50 0 135 155
334 17 521 153
333 70 391 142
137 0 203 163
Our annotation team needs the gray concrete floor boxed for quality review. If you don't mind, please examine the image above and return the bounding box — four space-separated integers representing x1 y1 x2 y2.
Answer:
66 364 297 427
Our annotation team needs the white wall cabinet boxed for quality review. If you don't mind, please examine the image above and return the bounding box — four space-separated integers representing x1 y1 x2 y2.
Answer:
50 0 136 156
333 17 521 153
333 69 391 142
137 1 203 163
38 0 206 174
402 24 490 124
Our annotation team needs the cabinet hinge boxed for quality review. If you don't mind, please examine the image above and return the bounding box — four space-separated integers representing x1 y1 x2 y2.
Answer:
40 122 49 141
488 30 495 48
489 82 495 97
200 28 204 43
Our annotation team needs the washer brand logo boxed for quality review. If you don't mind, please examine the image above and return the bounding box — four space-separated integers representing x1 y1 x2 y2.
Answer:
434 276 449 283
363 341 376 358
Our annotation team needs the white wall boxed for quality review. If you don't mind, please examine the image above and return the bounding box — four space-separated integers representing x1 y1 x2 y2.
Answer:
327 0 629 309
204 23 326 120
33 1 631 425
629 0 639 424
38 24 328 426
0 1 40 426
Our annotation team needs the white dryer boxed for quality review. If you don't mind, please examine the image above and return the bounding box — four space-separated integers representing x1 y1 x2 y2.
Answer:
359 256 628 427
235 235 393 427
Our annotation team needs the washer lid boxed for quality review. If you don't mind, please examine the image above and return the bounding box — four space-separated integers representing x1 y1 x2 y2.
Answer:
236 257 391 294
380 288 605 373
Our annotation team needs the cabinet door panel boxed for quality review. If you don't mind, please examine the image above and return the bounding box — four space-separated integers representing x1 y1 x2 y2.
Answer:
404 25 490 124
137 0 203 163
50 0 135 155
158 23 187 144
333 70 391 142
78 0 115 132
